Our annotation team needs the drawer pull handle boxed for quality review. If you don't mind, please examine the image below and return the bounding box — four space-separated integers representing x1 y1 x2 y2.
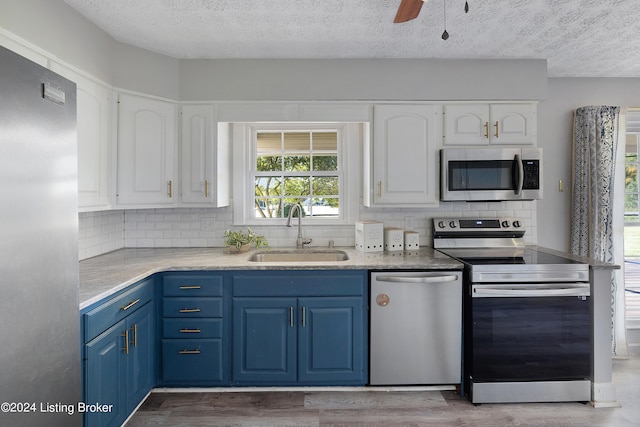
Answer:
179 308 201 313
179 349 201 355
179 285 202 290
179 328 202 333
131 324 138 347
121 330 129 355
121 299 140 311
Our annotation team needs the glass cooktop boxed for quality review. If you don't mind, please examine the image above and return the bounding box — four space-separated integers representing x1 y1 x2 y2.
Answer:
438 248 586 266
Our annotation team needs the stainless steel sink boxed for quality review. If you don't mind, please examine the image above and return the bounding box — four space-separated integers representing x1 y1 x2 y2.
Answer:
248 249 349 262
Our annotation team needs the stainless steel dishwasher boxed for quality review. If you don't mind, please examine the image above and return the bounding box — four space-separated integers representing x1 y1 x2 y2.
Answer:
370 271 462 385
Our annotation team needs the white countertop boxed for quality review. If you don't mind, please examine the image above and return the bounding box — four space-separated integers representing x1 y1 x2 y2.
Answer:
79 247 463 309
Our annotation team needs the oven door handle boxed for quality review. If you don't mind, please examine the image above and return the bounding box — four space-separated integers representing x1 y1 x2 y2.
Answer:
375 274 458 283
472 284 590 298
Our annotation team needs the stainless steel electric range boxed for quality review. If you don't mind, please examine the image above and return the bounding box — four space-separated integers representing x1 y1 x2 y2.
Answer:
433 218 591 404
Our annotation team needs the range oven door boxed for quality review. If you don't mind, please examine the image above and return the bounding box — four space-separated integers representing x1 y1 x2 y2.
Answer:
469 283 591 383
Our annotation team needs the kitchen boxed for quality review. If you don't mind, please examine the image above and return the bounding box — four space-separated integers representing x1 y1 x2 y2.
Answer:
1 1 639 426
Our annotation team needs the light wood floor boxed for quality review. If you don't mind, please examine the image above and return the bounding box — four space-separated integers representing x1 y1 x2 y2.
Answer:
126 352 640 427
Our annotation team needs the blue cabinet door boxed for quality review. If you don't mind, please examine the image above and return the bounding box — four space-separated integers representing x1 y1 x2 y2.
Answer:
232 298 297 384
85 320 128 427
298 297 367 384
127 302 155 412
83 278 156 427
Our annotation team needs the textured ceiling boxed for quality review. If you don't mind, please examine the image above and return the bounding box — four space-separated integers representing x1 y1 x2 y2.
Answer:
64 0 640 77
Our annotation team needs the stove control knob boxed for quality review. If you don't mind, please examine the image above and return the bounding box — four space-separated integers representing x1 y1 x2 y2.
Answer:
438 221 446 229
513 220 521 228
449 221 457 228
501 220 510 228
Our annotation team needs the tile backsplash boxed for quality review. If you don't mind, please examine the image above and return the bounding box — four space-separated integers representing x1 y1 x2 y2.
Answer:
78 210 125 260
78 201 537 261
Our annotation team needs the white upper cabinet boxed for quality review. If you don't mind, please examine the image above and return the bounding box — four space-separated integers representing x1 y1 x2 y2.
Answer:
443 103 537 146
180 104 229 206
116 92 178 207
366 104 440 207
49 62 112 211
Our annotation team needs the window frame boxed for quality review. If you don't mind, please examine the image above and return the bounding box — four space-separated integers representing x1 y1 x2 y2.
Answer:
232 122 361 226
625 135 639 224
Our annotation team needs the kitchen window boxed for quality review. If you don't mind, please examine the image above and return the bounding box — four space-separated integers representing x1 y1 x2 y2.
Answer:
625 129 640 324
232 122 361 225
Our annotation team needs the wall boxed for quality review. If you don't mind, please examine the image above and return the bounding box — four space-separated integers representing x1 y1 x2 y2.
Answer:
0 0 113 82
537 78 640 251
179 58 548 101
0 0 180 99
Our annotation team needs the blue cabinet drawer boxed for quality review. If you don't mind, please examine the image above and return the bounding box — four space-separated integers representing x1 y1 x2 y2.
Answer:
163 274 223 297
162 339 223 383
163 318 223 338
232 271 366 297
162 297 223 318
84 281 154 342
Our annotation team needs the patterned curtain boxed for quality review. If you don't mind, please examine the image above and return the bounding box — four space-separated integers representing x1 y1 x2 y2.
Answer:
570 105 621 352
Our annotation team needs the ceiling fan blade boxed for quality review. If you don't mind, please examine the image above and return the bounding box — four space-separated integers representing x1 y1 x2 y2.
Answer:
394 0 424 23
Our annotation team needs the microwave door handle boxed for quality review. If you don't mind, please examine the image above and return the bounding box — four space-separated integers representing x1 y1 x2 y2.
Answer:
513 154 524 195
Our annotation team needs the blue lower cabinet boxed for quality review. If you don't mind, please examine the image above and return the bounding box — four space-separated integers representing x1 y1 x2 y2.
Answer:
127 303 155 407
231 270 368 386
85 320 128 427
159 273 230 386
298 297 366 384
84 300 154 427
232 298 298 383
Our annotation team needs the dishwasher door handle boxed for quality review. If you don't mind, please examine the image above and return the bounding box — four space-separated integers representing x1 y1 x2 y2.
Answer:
375 274 458 283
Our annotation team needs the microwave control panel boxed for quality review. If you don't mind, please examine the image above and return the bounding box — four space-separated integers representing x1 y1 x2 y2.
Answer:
522 160 540 189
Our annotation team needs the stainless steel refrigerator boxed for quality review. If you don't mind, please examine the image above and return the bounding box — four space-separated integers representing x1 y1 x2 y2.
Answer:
0 46 81 426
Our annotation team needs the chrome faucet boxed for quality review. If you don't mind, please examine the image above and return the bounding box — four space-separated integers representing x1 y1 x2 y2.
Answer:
287 203 312 248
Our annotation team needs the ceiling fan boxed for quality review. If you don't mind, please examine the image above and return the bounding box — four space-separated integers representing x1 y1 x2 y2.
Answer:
395 0 469 23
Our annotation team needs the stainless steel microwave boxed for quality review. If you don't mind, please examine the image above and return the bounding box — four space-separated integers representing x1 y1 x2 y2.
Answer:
440 147 542 202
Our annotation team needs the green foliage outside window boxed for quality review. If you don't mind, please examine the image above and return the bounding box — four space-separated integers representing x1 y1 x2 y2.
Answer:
254 130 340 219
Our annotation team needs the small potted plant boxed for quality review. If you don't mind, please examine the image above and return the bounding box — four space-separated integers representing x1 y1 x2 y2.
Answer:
224 227 268 253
